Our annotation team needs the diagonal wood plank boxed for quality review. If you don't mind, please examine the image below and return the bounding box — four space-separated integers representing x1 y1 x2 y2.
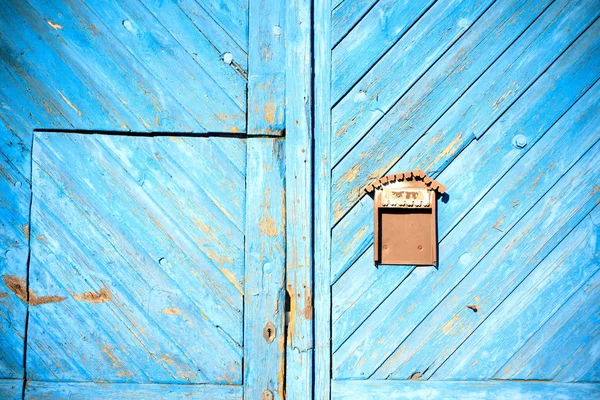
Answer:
497 267 600 381
425 207 600 380
28 133 245 383
332 0 494 164
331 0 552 224
333 79 600 378
332 0 377 47
83 0 245 132
178 0 248 74
332 0 435 102
0 63 70 379
140 0 247 108
330 9 600 285
196 0 248 51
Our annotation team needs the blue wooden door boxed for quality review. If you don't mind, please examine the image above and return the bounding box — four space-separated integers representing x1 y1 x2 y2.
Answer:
0 0 292 398
313 0 600 398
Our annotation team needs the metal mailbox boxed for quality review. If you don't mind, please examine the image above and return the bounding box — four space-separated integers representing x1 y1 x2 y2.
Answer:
365 170 446 266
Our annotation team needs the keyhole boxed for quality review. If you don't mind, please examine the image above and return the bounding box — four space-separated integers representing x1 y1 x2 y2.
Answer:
263 322 276 343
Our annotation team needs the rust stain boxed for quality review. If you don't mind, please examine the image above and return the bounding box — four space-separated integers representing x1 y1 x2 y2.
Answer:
592 184 600 195
303 285 313 320
3 275 27 302
29 293 66 306
20 224 29 238
264 102 277 126
0 292 9 299
36 235 48 243
47 20 63 30
73 285 112 303
3 275 66 305
409 372 423 380
162 308 180 315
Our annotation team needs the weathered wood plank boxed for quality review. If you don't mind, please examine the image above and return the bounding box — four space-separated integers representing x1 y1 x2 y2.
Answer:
314 0 332 396
332 0 435 101
285 0 313 396
140 0 247 109
331 380 600 400
334 78 600 378
244 138 285 399
247 0 285 136
29 133 244 383
498 264 600 381
330 10 600 287
83 0 245 133
0 62 70 379
332 0 493 164
339 13 600 374
178 0 248 74
429 208 600 379
387 0 600 181
25 381 242 399
0 380 22 400
0 3 123 130
196 0 248 51
332 0 377 47
331 0 552 224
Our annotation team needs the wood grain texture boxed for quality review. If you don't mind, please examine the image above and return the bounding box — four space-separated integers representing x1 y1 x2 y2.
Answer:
25 381 242 399
330 4 600 288
331 0 552 224
244 139 286 399
332 380 600 400
332 0 494 164
430 207 600 380
332 0 435 101
0 380 22 400
29 133 245 383
285 0 313 396
334 76 600 378
0 61 70 378
0 0 247 133
314 0 332 397
331 19 600 361
247 0 285 136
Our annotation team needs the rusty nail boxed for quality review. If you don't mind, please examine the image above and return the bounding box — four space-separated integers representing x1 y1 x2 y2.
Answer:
262 390 274 400
466 304 479 312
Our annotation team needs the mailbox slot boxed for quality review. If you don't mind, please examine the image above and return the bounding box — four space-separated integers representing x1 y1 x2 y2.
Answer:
366 171 445 266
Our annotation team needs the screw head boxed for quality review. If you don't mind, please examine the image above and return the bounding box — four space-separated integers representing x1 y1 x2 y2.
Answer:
513 134 527 148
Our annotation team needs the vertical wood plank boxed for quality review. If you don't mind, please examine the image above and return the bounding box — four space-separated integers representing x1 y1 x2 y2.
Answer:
313 0 332 398
247 0 285 136
285 0 313 396
244 138 286 399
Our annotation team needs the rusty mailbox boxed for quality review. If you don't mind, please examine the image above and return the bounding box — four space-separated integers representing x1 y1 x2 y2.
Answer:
365 170 446 266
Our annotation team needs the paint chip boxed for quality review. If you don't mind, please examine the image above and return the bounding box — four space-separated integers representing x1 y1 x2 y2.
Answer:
47 20 63 30
74 285 112 303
